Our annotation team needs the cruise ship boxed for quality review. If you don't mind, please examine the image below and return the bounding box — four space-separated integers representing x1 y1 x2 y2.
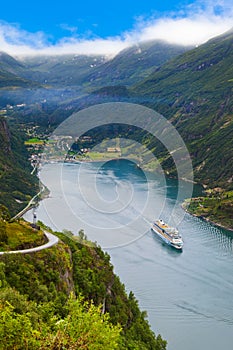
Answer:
151 219 183 250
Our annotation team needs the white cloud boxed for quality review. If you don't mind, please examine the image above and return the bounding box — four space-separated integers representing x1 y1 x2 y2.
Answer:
0 21 51 55
128 15 233 46
41 37 128 56
125 0 233 46
0 1 232 57
0 21 128 57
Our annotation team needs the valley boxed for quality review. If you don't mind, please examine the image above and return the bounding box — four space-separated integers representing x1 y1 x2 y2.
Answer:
0 26 232 350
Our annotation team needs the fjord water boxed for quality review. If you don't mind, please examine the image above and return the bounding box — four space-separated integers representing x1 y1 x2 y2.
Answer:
24 160 233 350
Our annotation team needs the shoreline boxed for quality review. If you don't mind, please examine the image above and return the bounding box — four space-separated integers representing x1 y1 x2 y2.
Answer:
23 158 233 235
182 200 233 233
44 156 138 165
11 179 50 221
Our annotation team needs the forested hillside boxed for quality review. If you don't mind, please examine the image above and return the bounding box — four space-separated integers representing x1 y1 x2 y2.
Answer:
0 52 38 89
0 226 166 349
0 29 232 223
132 29 233 189
0 117 39 216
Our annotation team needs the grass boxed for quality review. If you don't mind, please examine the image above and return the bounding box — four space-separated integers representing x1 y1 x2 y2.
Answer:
184 190 233 230
89 151 121 160
0 219 46 252
24 138 44 145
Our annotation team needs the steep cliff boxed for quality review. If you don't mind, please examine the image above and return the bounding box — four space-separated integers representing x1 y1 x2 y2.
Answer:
0 228 166 349
0 117 39 216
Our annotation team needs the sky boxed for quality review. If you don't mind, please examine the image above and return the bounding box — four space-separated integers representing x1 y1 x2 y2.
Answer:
0 0 232 56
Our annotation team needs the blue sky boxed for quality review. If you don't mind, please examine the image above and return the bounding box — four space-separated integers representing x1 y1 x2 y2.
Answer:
0 0 232 55
1 0 189 40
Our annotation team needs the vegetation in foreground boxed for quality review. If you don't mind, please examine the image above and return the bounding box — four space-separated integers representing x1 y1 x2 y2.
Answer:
0 221 167 350
0 215 46 252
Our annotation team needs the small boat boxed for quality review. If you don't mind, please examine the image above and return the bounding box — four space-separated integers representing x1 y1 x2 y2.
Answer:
151 219 183 250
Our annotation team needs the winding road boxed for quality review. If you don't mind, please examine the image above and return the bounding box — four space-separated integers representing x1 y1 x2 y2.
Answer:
0 231 59 255
11 184 46 221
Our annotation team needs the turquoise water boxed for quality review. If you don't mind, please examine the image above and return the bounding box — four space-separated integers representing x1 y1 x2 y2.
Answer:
24 160 233 350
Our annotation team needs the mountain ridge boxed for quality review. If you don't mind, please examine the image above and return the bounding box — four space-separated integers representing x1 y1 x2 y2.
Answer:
0 30 232 192
131 29 233 189
79 40 192 87
0 52 39 89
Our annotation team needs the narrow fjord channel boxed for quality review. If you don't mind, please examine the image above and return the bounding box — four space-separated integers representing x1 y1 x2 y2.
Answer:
24 160 233 350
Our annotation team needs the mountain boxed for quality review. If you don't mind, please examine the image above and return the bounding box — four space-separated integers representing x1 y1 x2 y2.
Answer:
0 52 39 89
0 41 192 125
0 51 25 74
20 54 106 86
1 30 232 191
132 29 233 189
52 29 232 190
0 117 39 216
0 68 37 89
16 41 190 88
20 41 191 128
81 40 192 87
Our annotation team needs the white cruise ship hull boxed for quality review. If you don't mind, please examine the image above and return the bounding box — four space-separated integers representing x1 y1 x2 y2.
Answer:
151 225 183 250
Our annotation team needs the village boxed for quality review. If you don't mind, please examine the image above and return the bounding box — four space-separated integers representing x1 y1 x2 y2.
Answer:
24 133 125 170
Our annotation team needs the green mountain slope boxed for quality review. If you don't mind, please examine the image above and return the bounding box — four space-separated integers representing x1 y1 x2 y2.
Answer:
17 41 190 88
6 30 231 192
132 29 233 189
20 54 106 86
0 227 166 349
0 52 39 89
82 40 191 87
0 117 39 216
0 69 36 89
0 51 25 75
